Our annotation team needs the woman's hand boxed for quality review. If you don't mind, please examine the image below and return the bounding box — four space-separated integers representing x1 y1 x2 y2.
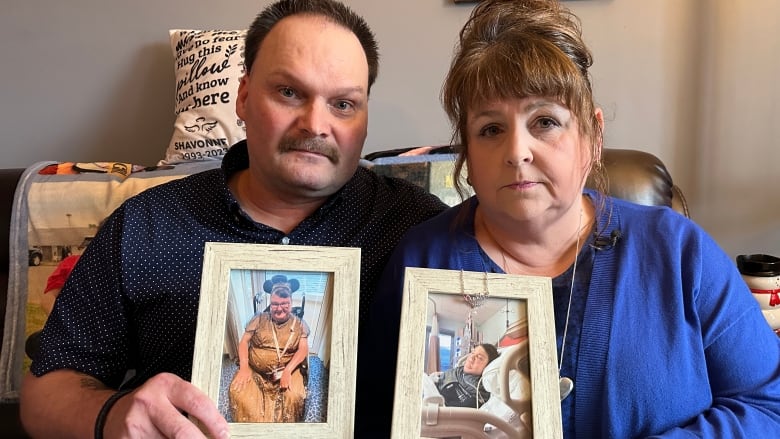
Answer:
231 367 253 392
279 367 293 390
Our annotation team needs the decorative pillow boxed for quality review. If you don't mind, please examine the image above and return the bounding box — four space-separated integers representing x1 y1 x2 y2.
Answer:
161 29 248 165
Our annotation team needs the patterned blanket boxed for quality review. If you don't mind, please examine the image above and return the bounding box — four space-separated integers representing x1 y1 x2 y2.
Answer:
0 160 220 400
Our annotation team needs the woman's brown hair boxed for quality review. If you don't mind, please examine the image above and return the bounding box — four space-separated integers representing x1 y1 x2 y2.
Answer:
441 0 606 200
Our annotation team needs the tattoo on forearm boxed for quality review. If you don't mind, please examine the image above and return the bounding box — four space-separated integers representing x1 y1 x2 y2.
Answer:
78 374 108 391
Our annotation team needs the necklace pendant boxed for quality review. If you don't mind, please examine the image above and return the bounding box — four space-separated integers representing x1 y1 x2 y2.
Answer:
559 376 574 400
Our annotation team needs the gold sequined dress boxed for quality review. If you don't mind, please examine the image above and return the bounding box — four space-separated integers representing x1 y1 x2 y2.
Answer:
229 313 309 422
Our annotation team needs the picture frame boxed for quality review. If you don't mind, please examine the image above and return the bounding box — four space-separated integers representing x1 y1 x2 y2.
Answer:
191 243 361 438
393 267 561 438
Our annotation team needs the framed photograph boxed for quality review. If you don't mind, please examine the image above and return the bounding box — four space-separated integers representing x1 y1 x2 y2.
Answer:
393 267 561 438
191 243 361 438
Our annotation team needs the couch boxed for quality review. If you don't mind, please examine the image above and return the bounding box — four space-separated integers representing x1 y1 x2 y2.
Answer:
0 168 26 437
0 148 687 438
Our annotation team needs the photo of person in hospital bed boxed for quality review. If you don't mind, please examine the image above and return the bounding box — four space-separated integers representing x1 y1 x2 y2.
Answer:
418 296 535 438
423 343 499 408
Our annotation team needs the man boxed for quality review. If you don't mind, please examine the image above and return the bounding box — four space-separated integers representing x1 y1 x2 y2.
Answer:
229 275 309 423
20 1 447 437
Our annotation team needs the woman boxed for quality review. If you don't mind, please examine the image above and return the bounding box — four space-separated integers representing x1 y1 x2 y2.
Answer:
229 276 309 423
427 343 499 408
364 0 780 437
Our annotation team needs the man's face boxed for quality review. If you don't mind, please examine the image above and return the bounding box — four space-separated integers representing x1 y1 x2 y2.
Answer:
269 293 292 323
236 14 370 200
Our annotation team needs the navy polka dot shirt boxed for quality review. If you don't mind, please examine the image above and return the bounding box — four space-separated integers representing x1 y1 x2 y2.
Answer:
31 140 448 388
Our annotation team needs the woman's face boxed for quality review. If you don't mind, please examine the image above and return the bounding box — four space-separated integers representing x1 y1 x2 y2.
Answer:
465 96 596 226
464 345 492 375
269 293 292 323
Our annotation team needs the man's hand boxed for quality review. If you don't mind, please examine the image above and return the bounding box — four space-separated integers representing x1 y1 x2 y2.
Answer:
103 373 228 439
21 370 228 439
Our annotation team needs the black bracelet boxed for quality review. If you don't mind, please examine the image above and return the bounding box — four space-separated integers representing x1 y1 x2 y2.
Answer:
94 389 133 439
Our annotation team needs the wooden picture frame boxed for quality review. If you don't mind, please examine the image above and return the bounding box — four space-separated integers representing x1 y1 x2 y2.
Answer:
191 243 361 438
393 267 562 438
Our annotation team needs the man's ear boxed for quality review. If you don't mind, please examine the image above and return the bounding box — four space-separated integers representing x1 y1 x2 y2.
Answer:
235 74 250 121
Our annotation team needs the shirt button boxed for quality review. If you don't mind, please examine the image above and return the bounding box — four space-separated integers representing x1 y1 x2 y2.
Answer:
281 236 290 245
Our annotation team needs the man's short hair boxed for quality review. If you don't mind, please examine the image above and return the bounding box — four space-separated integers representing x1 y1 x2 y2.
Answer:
244 0 379 92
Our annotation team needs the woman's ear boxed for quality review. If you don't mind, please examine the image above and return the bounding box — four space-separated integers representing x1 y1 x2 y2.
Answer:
594 107 605 160
595 107 605 128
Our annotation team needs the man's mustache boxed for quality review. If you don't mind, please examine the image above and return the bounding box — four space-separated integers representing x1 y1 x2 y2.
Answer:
279 138 340 164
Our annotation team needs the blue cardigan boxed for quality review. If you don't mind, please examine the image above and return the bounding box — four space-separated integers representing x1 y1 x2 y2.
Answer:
359 191 780 438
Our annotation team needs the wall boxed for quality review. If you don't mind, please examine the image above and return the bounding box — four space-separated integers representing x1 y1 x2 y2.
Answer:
693 1 780 258
1 0 778 257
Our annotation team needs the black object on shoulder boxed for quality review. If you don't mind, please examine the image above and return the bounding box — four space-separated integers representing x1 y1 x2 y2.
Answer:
592 230 622 251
